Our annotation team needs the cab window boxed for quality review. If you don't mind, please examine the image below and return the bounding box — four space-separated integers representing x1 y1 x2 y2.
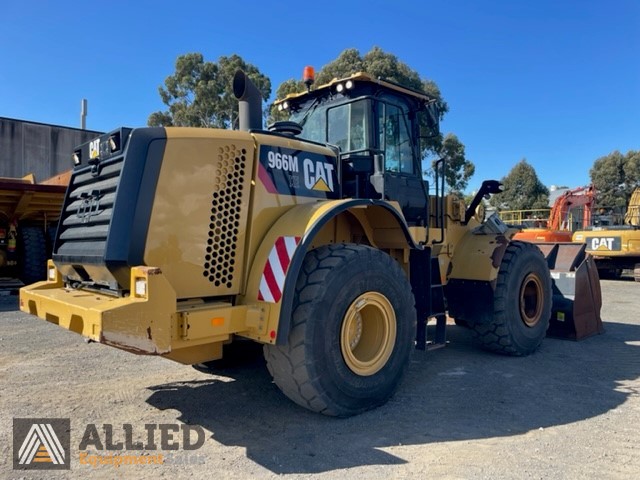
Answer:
327 100 370 153
378 102 414 174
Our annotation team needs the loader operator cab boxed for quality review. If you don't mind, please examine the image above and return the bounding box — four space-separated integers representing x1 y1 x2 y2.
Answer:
275 72 440 226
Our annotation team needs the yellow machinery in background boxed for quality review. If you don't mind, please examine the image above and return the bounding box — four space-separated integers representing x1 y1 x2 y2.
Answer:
0 172 69 290
573 186 640 281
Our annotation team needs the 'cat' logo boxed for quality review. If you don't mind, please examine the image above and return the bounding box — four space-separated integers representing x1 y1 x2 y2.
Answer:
590 237 614 250
303 159 335 192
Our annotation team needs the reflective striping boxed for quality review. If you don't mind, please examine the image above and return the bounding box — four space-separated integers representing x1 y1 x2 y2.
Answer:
262 260 280 302
258 273 275 303
258 236 301 303
284 236 299 261
268 242 287 287
275 237 292 273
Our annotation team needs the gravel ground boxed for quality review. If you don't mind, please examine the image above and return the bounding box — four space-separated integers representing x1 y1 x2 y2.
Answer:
0 277 638 479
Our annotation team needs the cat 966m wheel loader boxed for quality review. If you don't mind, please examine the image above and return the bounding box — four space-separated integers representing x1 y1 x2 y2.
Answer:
20 69 602 416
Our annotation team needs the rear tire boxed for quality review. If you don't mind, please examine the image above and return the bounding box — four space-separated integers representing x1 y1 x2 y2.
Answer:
46 224 58 259
19 226 47 285
472 241 552 356
263 244 415 417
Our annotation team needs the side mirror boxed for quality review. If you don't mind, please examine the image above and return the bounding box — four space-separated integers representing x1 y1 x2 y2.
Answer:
419 102 440 138
426 102 440 136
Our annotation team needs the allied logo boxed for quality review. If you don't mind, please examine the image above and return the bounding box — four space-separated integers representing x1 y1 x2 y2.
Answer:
13 418 71 470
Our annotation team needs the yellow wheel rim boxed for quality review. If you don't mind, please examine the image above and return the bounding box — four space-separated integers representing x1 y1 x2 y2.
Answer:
340 292 396 376
520 273 544 327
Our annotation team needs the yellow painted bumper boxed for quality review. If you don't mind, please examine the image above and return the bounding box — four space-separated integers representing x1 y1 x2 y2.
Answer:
20 264 267 364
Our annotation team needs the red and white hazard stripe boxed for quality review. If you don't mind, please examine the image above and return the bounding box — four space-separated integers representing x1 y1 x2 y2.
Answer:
258 236 301 303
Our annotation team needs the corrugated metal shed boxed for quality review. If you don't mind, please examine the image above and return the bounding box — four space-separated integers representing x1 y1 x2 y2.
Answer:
0 117 102 181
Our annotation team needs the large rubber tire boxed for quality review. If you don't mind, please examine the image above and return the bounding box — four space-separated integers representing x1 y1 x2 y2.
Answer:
472 241 552 356
263 244 416 417
46 224 58 259
19 226 47 285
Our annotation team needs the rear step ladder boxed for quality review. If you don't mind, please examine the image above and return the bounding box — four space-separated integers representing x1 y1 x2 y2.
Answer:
412 251 447 351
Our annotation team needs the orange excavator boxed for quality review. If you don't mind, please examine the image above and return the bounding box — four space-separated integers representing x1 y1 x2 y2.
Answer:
513 185 596 242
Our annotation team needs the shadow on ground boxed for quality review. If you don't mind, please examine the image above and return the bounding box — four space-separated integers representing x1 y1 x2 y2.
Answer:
146 321 640 474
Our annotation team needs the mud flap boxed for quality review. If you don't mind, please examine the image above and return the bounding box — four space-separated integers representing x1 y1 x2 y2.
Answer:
535 243 604 340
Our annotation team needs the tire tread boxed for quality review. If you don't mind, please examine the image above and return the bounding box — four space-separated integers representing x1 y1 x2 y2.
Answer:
264 244 413 416
471 241 551 356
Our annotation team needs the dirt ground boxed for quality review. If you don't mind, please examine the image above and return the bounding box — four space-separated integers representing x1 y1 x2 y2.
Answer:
0 276 639 479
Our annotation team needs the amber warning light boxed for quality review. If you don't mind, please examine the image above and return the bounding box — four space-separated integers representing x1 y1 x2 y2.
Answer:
303 66 315 91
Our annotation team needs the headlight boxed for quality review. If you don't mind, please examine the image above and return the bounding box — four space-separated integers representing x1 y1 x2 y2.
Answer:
48 265 57 282
134 278 147 298
108 133 120 152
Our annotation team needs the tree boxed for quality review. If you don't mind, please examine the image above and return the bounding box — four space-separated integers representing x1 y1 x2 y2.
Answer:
270 47 473 190
148 53 271 128
590 150 640 208
434 133 475 195
490 159 549 210
273 47 447 124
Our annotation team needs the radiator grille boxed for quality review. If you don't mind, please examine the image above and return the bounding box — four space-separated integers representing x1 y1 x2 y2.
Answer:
56 159 123 258
203 145 246 287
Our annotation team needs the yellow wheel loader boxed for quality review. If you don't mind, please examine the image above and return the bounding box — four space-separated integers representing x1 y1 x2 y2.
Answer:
20 69 602 416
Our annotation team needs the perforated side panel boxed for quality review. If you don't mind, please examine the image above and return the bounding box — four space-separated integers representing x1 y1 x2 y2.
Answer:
203 145 247 287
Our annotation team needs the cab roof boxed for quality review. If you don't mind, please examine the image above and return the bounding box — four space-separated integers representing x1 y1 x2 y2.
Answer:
274 72 437 106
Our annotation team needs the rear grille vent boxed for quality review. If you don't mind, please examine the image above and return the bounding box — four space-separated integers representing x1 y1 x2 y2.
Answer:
56 158 123 258
203 145 246 287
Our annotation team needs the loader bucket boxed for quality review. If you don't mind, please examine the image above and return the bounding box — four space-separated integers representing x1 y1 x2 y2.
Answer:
535 242 603 340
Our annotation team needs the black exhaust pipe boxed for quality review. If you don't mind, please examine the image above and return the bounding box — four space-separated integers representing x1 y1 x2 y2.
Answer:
233 70 262 131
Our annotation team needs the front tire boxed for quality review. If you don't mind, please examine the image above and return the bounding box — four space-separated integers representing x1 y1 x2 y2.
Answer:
263 244 415 417
472 241 552 356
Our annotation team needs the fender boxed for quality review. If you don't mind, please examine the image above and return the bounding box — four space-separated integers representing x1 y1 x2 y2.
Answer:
444 230 511 325
244 199 420 345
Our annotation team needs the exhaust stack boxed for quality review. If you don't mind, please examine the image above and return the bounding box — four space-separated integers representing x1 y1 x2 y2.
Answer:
80 99 87 129
233 70 262 131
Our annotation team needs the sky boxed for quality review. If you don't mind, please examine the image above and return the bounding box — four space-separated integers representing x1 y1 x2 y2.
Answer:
1 0 638 193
